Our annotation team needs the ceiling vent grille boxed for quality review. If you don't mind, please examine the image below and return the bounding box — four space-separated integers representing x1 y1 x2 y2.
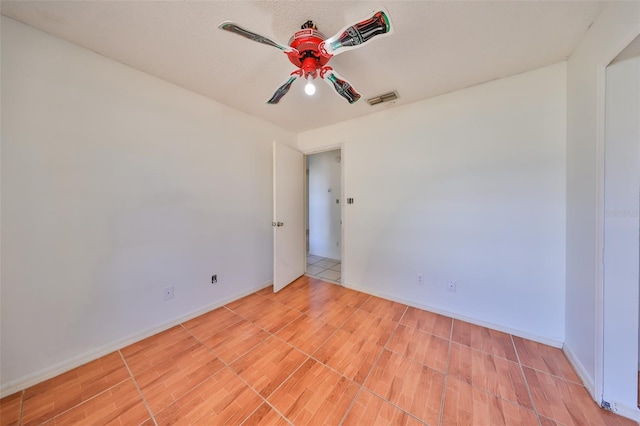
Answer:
367 91 399 106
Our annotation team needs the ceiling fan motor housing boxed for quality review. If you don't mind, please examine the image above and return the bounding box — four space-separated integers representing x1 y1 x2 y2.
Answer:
287 28 330 78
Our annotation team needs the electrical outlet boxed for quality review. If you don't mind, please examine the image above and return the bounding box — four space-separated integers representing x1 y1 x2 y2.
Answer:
211 274 217 284
164 286 174 300
447 280 457 293
417 274 424 285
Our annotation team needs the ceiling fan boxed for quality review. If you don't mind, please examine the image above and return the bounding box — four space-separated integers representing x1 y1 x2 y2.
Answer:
218 10 393 104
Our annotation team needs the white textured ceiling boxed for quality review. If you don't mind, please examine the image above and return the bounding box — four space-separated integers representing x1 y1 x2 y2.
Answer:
1 1 604 133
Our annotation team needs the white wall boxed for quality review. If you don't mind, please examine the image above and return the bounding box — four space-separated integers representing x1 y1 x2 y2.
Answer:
564 1 640 400
603 55 639 416
0 17 294 394
308 150 341 260
298 63 567 344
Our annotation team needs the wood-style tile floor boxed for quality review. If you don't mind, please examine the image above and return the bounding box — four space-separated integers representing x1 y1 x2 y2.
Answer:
1 276 637 425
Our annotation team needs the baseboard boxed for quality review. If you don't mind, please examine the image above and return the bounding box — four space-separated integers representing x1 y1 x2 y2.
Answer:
608 402 640 423
0 281 272 398
341 282 563 348
563 343 596 398
564 342 640 423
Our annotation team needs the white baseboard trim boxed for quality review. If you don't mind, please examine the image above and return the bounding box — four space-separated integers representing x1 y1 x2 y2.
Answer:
563 343 596 398
341 282 563 348
609 402 640 423
0 281 272 398
549 341 640 423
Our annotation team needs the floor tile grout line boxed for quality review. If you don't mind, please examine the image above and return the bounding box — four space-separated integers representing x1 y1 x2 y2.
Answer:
238 397 294 426
450 337 525 365
118 350 158 426
304 272 342 285
247 355 311 405
16 353 143 425
279 305 357 375
179 322 244 371
449 336 535 367
253 287 394 423
308 300 360 329
337 350 382 425
446 328 560 419
339 305 429 426
261 401 295 426
383 305 408 347
8 276 628 425
18 389 24 426
148 318 260 426
235 295 351 420
180 323 236 372
227 344 311 425
306 256 340 266
356 387 430 426
508 334 585 384
225 296 308 336
349 348 430 425
209 300 344 421
217 283 363 373
375 309 432 426
148 368 235 422
307 273 342 283
305 263 340 273
448 323 545 419
27 375 132 425
306 255 342 280
179 316 245 347
231 355 305 426
517 363 585 386
437 318 455 426
139 322 249 422
510 334 542 426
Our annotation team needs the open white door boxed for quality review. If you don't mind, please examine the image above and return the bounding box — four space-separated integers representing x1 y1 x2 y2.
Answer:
273 142 305 292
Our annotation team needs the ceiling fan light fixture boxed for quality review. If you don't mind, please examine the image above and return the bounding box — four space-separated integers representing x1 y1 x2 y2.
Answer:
219 9 393 104
304 79 316 96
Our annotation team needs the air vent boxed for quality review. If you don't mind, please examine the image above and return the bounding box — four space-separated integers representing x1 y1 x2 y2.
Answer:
367 91 399 106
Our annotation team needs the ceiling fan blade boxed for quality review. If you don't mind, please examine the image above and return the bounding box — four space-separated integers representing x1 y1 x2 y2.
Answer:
319 10 393 57
320 68 361 104
267 72 301 104
219 21 299 55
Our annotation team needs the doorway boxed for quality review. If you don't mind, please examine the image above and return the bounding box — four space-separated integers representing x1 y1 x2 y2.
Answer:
601 38 640 417
305 149 342 283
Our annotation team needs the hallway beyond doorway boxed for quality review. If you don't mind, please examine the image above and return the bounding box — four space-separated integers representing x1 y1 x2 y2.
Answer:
306 255 341 283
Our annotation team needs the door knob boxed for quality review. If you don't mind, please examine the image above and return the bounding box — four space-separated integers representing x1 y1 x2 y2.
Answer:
277 222 284 227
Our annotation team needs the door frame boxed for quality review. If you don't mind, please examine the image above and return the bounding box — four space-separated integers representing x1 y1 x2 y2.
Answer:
302 143 345 284
594 29 640 420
